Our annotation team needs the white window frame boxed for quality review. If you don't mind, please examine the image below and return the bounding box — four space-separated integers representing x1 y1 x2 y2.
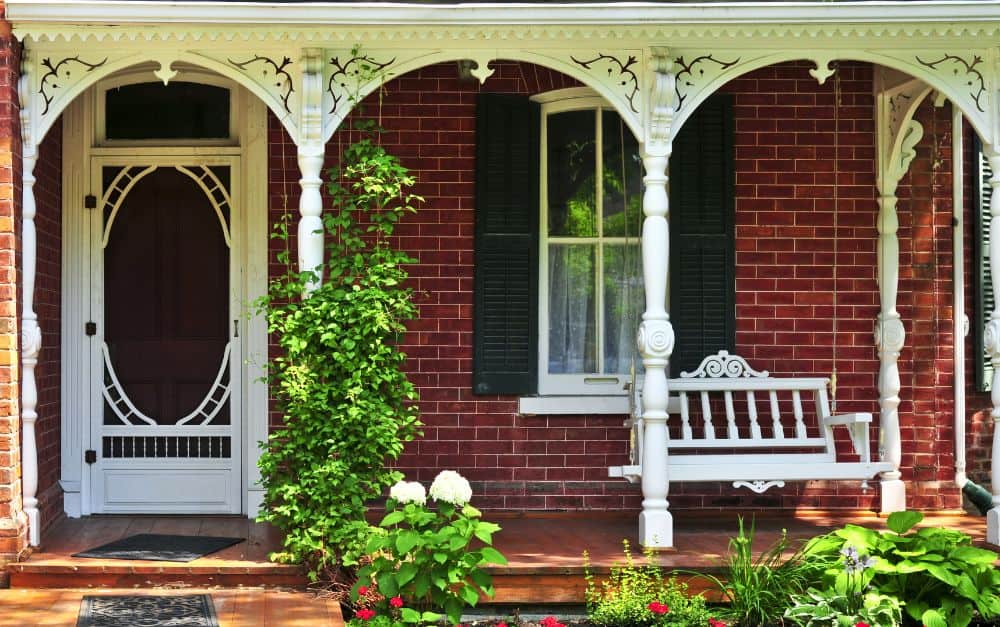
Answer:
94 65 240 148
535 88 643 397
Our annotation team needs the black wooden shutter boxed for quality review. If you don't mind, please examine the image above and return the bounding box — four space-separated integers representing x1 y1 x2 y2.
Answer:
669 94 736 377
975 136 994 392
473 94 540 395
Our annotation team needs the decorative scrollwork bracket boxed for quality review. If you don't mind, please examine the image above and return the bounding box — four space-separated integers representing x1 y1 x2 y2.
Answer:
680 350 769 379
733 480 785 494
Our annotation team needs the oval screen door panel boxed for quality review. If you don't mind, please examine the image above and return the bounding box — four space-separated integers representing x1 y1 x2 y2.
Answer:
94 164 241 513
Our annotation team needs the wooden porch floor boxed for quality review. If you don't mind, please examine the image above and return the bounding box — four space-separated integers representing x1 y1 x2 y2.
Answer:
3 510 991 608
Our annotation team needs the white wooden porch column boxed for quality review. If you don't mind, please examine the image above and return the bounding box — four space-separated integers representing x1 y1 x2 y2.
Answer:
984 146 1000 544
20 141 41 547
875 189 906 512
873 71 930 514
297 49 326 293
637 50 676 548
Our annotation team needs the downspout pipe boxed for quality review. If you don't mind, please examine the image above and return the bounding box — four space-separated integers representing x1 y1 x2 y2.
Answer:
954 104 994 514
955 103 968 491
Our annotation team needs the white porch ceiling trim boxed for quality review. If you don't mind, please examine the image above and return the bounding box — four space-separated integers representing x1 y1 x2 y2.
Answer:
6 0 1000 26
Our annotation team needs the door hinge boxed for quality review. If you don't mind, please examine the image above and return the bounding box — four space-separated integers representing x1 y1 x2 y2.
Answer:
85 450 97 464
85 321 97 336
84 194 97 209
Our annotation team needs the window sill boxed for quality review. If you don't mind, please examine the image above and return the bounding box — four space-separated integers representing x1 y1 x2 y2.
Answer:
518 395 630 415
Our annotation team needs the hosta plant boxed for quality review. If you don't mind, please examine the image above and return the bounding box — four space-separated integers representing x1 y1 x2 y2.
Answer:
785 544 903 627
351 471 508 625
802 511 1000 627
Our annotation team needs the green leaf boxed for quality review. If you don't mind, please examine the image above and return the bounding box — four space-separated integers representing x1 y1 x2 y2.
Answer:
395 530 420 554
397 562 418 586
400 608 421 624
835 525 879 551
459 584 481 606
896 559 928 574
413 571 431 598
444 599 464 625
479 546 508 565
950 545 999 564
377 572 399 597
887 511 924 534
921 609 948 627
470 569 494 596
380 511 405 527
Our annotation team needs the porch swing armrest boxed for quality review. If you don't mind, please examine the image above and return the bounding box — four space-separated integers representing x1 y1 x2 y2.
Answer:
821 411 872 426
822 412 874 462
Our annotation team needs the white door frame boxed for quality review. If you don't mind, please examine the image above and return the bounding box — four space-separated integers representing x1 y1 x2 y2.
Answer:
59 68 269 517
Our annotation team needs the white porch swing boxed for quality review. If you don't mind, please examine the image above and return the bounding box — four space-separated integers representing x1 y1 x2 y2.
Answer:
610 63 895 512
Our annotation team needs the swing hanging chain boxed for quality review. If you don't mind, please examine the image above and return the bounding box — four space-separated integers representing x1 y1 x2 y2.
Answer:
831 62 841 414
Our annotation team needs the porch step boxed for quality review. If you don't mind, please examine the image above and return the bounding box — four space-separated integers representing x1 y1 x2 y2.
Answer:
0 587 343 626
6 559 308 589
5 515 309 589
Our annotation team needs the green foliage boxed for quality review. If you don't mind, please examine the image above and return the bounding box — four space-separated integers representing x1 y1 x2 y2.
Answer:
697 517 826 627
786 543 902 627
353 493 508 625
255 118 423 580
584 540 717 627
802 511 1000 627
784 588 903 627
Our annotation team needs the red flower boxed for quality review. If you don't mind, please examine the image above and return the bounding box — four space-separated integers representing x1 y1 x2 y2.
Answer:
497 623 508 627
356 608 376 621
540 617 565 627
389 596 404 609
357 585 368 596
708 619 727 627
855 623 870 627
648 601 669 615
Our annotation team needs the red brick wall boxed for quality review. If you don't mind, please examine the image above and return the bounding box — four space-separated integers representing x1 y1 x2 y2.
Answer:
0 9 25 560
894 98 964 509
261 60 971 512
34 118 61 531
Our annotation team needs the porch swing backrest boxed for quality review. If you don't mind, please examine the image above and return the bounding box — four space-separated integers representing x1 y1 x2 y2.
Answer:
610 351 895 488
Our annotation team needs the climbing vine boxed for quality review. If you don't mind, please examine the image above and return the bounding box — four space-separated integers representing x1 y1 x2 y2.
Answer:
256 53 422 580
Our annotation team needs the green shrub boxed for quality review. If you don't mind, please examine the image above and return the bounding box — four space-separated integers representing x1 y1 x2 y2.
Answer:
255 124 423 581
584 540 719 626
352 471 508 625
802 511 1000 627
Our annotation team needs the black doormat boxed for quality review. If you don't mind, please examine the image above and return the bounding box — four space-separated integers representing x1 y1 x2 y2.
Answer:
77 595 219 627
72 533 244 562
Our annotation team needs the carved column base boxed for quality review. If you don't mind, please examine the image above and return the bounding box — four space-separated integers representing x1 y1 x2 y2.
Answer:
639 509 673 548
880 478 906 514
988 508 1000 546
26 507 39 547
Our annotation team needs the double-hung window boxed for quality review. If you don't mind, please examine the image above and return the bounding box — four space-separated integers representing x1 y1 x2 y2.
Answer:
538 94 645 395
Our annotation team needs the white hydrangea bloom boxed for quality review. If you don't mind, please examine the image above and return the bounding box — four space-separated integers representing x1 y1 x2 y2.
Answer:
389 480 426 505
429 470 473 505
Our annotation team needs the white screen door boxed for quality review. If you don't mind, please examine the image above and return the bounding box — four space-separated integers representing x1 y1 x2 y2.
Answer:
89 160 243 513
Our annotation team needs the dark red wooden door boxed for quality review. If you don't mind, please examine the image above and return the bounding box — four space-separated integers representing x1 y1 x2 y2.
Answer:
103 167 230 426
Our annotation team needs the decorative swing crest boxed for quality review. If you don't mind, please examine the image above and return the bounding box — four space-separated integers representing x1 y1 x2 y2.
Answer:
680 350 769 379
